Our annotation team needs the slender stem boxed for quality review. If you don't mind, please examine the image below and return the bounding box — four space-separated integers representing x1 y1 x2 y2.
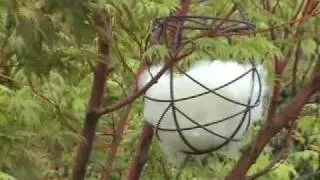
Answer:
97 59 177 114
101 105 132 180
292 41 302 94
72 114 101 180
128 123 154 180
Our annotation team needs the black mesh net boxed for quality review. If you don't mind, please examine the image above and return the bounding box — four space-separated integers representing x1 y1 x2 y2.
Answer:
143 15 262 155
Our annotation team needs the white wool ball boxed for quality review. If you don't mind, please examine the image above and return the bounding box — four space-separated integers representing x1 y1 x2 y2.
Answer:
139 59 268 163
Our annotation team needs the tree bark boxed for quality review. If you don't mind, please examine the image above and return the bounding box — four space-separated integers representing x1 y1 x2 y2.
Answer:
72 11 113 180
128 123 154 180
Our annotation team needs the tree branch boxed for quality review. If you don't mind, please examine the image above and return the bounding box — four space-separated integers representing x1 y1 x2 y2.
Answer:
226 71 320 180
128 123 154 180
101 104 132 180
97 59 177 115
292 41 302 94
247 122 294 180
127 1 191 179
72 10 113 180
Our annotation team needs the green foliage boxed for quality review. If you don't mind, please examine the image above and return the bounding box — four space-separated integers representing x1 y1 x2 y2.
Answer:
191 35 282 62
0 171 17 180
0 0 319 179
0 72 88 179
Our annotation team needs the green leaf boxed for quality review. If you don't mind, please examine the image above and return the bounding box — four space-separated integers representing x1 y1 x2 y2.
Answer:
301 38 317 55
0 171 17 180
142 45 168 61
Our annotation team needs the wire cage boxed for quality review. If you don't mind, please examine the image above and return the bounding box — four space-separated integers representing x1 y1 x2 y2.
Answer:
142 15 262 155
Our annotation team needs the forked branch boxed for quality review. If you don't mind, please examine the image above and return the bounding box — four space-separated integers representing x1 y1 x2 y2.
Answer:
72 10 113 180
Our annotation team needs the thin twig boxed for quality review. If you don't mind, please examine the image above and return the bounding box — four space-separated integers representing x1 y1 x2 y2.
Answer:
128 123 154 180
204 10 320 38
0 73 17 83
114 38 136 77
292 41 302 94
28 80 58 108
208 5 237 36
28 80 78 132
97 54 182 115
101 104 132 180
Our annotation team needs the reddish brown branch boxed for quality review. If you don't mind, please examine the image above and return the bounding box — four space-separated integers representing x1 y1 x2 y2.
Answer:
225 123 279 180
266 62 282 124
128 123 154 180
177 0 192 16
274 74 320 127
226 72 320 180
127 1 191 179
292 41 302 94
97 2 319 116
98 1 193 115
97 1 199 116
290 0 306 26
100 15 179 178
99 29 164 178
206 5 236 36
291 0 319 28
97 58 177 115
247 139 288 179
266 46 295 124
99 60 143 179
72 11 113 180
226 5 319 178
302 0 319 16
101 105 132 180
247 122 295 180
